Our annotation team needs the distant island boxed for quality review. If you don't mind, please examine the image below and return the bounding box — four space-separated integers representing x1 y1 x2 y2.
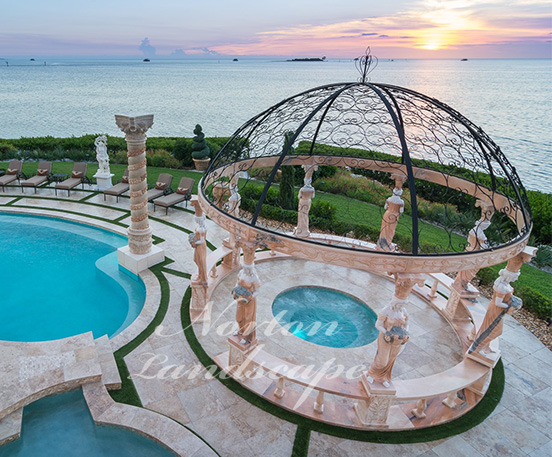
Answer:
287 56 326 62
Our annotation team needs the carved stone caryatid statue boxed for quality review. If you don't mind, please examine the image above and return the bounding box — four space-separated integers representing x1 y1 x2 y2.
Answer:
189 199 209 311
294 164 318 238
453 200 495 291
231 243 260 345
376 174 407 251
115 114 154 255
365 273 425 387
189 200 208 284
355 273 424 427
468 246 536 364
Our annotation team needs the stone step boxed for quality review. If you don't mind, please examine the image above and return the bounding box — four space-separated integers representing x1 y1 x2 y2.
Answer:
94 335 122 390
0 408 22 446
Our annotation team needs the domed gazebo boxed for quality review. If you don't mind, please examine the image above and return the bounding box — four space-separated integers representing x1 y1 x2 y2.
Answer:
188 51 536 430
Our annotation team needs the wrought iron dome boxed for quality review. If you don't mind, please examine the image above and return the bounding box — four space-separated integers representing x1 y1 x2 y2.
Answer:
199 50 532 271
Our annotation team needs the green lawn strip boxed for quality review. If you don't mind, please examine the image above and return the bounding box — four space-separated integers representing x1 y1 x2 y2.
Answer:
79 191 99 202
316 190 467 250
291 425 311 457
113 212 131 223
5 196 22 205
148 216 216 252
181 286 505 444
2 161 204 192
162 268 192 279
109 264 221 456
5 193 129 215
109 260 173 406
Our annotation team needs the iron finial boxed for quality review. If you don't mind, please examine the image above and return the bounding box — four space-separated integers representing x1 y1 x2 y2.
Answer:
355 47 378 83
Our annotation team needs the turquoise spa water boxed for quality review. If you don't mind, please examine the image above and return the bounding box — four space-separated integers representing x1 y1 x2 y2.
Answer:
0 59 550 192
0 390 176 457
272 287 378 348
0 213 145 342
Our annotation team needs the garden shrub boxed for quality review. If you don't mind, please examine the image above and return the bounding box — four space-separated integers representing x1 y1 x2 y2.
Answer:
515 286 552 320
173 138 193 167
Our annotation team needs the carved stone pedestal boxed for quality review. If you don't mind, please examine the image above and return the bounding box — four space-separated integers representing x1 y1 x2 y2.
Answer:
228 335 258 378
354 374 396 428
117 244 164 275
466 345 501 368
93 172 114 191
190 279 209 315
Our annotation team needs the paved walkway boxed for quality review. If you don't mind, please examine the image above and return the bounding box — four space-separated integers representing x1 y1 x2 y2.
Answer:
0 184 550 457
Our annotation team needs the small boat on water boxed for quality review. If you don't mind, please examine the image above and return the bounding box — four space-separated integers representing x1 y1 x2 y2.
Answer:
461 58 468 61
233 58 238 62
143 58 150 62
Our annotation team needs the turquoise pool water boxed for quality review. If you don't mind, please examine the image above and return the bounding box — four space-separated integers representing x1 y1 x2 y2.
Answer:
272 287 378 348
0 390 177 457
0 213 145 342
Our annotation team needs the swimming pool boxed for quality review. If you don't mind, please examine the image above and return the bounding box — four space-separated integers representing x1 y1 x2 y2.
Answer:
272 287 378 348
0 390 176 457
0 213 145 342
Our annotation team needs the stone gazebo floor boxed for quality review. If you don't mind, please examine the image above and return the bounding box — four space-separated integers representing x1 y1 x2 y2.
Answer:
0 185 550 457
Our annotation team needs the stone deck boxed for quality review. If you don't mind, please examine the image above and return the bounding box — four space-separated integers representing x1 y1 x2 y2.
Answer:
0 183 550 456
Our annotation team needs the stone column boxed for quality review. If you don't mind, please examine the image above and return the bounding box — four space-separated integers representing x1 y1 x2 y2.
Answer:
376 174 407 251
467 246 537 366
115 114 164 273
228 242 261 371
189 199 209 313
294 164 318 238
446 200 495 319
222 173 242 268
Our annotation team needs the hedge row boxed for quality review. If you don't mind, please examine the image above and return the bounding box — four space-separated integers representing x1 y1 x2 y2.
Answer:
0 134 231 170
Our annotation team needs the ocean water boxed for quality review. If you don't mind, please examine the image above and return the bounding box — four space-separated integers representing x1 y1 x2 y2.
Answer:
0 58 550 192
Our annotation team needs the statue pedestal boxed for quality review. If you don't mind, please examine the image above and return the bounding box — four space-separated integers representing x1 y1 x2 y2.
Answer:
94 172 114 191
354 374 397 428
227 335 258 378
466 342 501 368
117 244 164 274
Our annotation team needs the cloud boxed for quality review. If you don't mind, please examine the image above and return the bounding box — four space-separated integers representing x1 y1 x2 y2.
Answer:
186 47 220 56
170 48 186 58
139 37 156 57
361 32 379 36
379 35 390 38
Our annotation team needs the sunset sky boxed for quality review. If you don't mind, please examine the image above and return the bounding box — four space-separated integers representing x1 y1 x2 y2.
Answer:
1 0 550 58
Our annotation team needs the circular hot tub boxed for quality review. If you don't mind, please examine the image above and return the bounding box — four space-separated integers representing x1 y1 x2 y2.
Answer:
272 286 378 348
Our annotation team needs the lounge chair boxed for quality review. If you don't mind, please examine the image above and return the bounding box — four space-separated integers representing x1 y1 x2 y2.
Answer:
0 160 23 191
103 168 129 202
55 162 87 196
146 173 173 201
21 161 52 193
153 177 195 214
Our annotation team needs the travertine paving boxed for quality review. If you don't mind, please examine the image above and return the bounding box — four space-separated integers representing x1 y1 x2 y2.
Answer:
0 184 550 456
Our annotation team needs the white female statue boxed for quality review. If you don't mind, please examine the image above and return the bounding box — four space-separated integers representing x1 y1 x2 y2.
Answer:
94 135 110 176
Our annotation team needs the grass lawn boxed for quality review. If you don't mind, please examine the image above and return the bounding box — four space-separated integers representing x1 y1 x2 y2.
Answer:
315 190 467 250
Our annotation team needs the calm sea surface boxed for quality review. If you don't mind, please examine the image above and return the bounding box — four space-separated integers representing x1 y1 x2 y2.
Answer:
0 58 550 192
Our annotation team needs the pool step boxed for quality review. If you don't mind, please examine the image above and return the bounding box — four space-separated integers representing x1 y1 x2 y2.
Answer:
94 336 122 390
0 408 22 446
